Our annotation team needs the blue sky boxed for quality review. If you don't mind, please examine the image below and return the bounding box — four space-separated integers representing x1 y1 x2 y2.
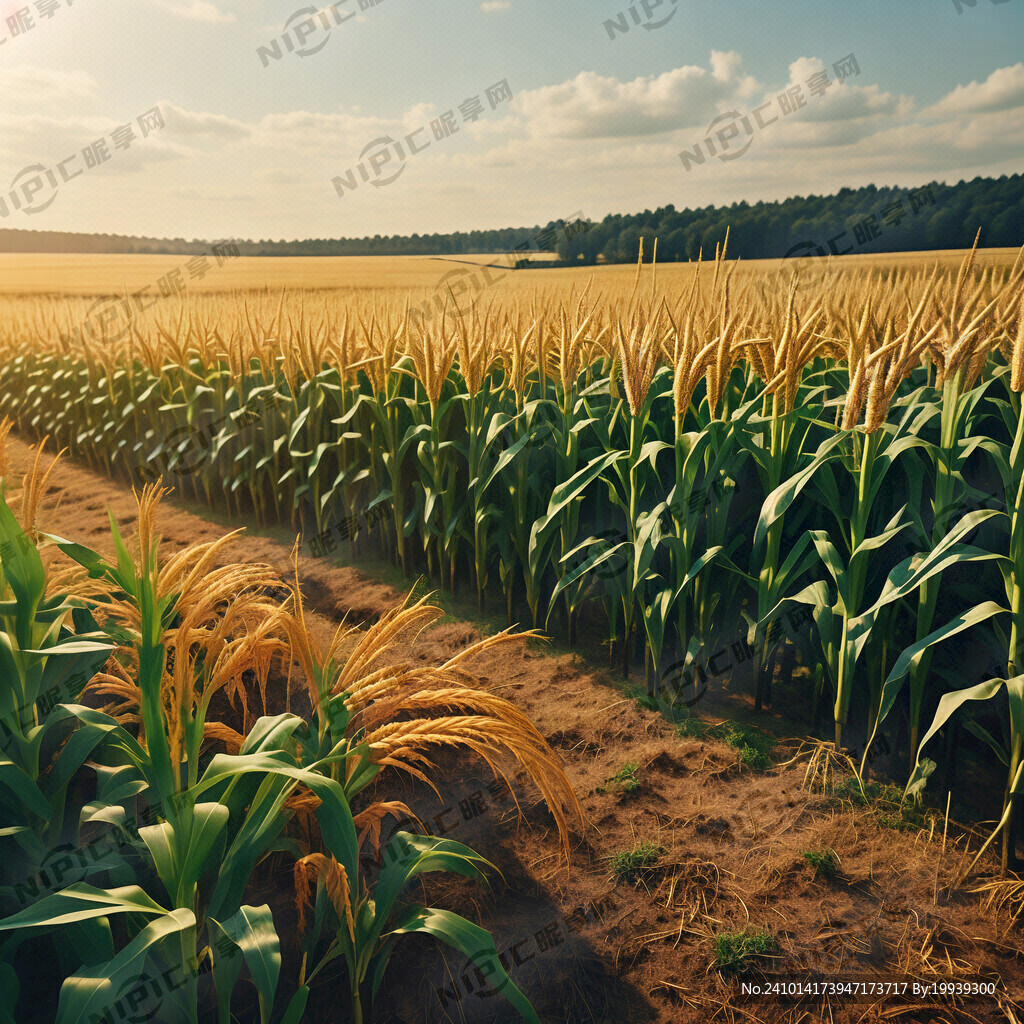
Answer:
1 0 1022 239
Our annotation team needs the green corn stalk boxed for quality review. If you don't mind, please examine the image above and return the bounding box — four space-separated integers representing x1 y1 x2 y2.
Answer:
5 516 363 1023
469 398 532 616
408 386 461 592
462 377 491 610
768 390 929 744
317 371 371 558
556 362 670 678
506 399 554 627
905 671 1023 874
0 496 114 894
741 382 827 711
669 380 757 679
350 358 416 575
295 834 540 1024
906 366 984 753
453 365 515 613
550 380 585 644
543 315 606 645
906 245 1017 758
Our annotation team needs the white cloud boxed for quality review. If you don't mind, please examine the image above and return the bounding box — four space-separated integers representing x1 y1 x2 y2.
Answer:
505 51 910 150
514 53 759 139
776 57 910 123
161 103 251 141
152 0 235 23
0 66 97 111
925 62 1024 116
0 109 191 175
481 1 512 10
254 109 395 156
718 56 914 151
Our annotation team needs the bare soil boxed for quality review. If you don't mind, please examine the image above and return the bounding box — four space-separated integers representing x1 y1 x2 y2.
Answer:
8 436 1024 1024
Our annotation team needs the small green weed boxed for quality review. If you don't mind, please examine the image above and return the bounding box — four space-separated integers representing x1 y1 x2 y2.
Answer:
613 762 640 794
801 849 840 878
831 778 936 831
712 929 777 972
611 841 663 880
677 717 775 771
676 715 712 740
599 762 641 796
738 743 773 770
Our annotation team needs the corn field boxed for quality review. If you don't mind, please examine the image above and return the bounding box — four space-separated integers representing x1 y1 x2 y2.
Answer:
2 240 1024 872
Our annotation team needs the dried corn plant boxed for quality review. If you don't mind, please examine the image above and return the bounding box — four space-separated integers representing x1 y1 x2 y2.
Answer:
971 875 1024 928
82 493 291 757
284 586 582 858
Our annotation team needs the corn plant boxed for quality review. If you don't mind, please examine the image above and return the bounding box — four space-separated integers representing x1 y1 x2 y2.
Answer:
905 244 1023 756
550 319 676 677
757 322 948 747
293 835 539 1024
741 394 826 707
895 344 1024 871
281 582 580 1022
508 400 566 629
348 339 417 573
905 673 1022 874
0 487 117 966
0 489 361 1023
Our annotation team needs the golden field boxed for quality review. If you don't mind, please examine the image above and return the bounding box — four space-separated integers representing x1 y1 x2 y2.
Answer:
0 246 1020 359
0 246 1018 296
3 242 1024 1023
0 251 561 296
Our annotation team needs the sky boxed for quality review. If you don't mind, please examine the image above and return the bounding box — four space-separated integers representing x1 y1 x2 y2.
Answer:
0 0 1022 240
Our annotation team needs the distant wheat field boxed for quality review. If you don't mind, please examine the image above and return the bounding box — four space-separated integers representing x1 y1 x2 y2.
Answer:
0 247 1019 298
0 252 564 297
0 246 1019 358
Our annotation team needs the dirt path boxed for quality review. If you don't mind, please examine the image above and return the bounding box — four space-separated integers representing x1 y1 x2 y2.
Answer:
7 436 1023 1024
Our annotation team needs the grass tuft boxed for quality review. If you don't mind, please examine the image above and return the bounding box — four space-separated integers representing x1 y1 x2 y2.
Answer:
712 929 777 972
602 761 641 796
801 848 840 879
677 716 776 771
611 841 663 880
829 777 938 832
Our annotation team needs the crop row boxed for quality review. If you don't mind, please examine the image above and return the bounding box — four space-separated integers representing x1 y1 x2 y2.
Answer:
1 245 1023 869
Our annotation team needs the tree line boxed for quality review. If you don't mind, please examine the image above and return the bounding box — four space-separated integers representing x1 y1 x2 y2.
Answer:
555 174 1023 264
1 173 1019 260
